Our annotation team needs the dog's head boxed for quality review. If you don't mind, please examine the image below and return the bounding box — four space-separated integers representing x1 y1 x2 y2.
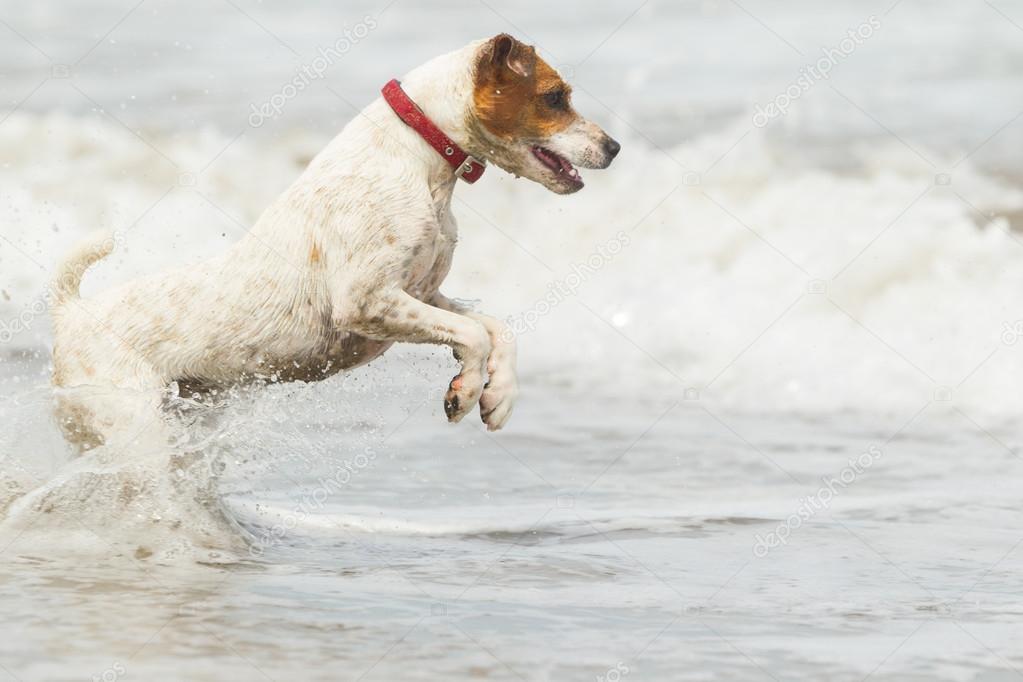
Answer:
470 34 620 194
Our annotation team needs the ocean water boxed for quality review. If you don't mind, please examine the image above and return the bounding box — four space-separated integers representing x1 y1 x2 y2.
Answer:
3 0 1023 679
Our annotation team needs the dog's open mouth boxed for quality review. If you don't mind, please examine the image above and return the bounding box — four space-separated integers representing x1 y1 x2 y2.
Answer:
531 145 583 188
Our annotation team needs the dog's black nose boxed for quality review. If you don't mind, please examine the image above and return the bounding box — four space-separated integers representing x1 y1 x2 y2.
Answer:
603 136 621 159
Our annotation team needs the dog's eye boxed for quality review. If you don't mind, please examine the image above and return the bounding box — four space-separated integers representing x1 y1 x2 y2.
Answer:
543 90 567 110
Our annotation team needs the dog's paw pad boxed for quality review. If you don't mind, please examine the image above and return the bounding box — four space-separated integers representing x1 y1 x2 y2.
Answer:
444 373 482 423
444 394 461 419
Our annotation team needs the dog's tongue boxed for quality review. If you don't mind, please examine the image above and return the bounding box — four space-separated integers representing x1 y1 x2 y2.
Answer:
556 154 581 181
533 146 578 178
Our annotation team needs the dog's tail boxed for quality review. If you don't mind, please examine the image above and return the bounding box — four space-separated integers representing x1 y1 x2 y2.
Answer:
50 230 116 307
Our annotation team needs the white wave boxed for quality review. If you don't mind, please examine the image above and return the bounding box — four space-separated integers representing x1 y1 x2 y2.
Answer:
2 112 1022 417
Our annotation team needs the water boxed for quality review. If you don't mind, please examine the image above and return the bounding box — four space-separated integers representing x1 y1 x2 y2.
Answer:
4 357 1023 679
3 0 1023 679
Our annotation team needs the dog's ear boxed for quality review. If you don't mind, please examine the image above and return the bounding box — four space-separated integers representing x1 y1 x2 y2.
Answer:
487 33 535 80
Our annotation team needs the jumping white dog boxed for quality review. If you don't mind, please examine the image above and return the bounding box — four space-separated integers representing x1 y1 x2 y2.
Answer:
50 33 620 450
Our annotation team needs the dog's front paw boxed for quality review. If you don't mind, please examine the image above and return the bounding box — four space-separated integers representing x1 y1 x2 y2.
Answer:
479 375 518 431
444 372 485 423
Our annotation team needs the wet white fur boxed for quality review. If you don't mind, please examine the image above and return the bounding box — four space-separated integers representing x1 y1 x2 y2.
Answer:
50 37 611 449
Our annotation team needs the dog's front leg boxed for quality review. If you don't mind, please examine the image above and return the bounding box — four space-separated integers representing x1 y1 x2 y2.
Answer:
430 292 518 431
345 288 492 424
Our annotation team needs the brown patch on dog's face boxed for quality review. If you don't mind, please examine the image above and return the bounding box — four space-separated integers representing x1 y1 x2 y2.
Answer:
470 34 621 194
473 35 574 141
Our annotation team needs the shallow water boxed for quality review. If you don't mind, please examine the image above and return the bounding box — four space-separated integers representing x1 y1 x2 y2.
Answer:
2 351 1023 680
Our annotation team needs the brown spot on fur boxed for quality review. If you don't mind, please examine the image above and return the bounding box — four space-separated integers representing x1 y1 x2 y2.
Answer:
54 395 104 452
309 243 323 264
473 34 576 140
384 233 397 245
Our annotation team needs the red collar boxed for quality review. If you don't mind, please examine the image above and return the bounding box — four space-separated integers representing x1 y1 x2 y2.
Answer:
381 79 485 184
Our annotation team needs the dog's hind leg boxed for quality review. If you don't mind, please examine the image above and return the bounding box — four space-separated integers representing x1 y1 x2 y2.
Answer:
53 334 171 455
54 372 171 456
344 287 492 424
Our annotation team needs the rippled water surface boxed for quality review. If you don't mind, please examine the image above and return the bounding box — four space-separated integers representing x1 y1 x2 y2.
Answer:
3 353 1023 680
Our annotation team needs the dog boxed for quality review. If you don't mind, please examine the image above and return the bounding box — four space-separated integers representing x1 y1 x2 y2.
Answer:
50 33 620 450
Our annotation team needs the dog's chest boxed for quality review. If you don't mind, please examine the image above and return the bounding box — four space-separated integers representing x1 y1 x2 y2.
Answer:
403 211 457 299
278 213 456 379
